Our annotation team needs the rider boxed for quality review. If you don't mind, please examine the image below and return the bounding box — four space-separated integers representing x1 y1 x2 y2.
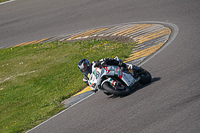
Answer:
78 57 139 87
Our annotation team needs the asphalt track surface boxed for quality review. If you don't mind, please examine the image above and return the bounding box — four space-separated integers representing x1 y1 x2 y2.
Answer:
1 0 200 133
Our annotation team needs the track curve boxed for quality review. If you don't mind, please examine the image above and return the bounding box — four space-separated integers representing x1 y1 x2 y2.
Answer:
1 0 200 133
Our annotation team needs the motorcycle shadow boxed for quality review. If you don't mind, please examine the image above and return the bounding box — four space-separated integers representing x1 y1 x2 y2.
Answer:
108 77 161 99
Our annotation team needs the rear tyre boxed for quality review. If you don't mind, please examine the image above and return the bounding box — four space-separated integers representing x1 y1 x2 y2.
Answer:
138 68 152 85
102 82 130 96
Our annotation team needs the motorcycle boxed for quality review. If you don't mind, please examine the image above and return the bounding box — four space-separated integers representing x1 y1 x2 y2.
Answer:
88 63 152 96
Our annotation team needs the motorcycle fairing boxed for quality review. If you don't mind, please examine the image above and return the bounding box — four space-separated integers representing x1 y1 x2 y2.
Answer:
108 66 136 87
88 65 136 90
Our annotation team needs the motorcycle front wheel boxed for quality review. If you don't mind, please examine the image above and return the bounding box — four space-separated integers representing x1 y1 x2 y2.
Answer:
102 82 130 96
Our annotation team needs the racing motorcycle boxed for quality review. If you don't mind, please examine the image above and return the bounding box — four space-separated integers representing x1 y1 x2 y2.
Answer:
88 63 152 96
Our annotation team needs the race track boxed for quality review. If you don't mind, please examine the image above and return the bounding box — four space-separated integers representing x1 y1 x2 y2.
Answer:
1 0 200 133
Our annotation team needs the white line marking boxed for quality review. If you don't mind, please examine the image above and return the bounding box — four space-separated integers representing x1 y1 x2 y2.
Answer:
0 0 15 5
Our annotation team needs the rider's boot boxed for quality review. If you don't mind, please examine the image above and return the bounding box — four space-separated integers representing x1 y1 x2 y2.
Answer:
126 64 140 72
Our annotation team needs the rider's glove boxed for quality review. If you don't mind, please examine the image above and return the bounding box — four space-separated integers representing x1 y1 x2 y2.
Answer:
101 58 108 65
94 58 108 68
94 61 101 68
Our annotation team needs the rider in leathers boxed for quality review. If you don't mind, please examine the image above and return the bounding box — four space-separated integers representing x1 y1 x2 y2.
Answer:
78 57 139 92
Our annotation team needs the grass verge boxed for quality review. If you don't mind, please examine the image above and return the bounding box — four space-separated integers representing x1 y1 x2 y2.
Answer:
0 0 10 3
0 39 136 132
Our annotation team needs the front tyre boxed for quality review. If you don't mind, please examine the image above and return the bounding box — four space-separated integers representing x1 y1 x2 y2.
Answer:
102 82 130 96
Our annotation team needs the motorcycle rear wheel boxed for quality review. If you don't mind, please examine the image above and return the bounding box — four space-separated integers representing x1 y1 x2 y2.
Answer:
138 68 152 85
102 82 130 96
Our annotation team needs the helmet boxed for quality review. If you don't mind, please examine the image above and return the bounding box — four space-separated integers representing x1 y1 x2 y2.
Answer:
78 59 92 76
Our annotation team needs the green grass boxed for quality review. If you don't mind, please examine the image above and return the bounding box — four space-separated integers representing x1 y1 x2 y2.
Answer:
0 0 10 3
0 39 136 133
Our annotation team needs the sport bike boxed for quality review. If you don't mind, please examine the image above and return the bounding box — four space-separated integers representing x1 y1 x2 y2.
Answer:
88 64 152 96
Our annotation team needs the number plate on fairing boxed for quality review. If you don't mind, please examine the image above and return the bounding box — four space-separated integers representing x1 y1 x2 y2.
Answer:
122 73 136 87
